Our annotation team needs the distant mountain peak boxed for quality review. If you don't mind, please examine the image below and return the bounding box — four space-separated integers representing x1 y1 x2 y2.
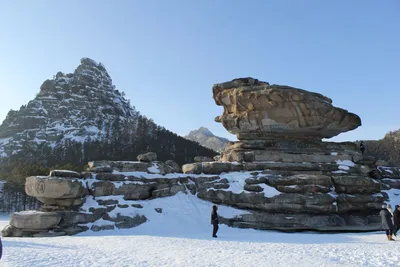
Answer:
185 127 230 152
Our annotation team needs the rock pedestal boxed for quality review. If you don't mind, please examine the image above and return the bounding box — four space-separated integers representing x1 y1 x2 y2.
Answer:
181 77 397 232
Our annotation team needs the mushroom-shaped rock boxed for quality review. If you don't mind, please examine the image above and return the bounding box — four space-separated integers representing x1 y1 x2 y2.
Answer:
213 78 361 140
25 176 87 199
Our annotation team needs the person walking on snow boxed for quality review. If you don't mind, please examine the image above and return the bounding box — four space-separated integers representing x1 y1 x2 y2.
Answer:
380 204 395 241
211 205 219 238
387 203 394 216
359 141 366 155
393 205 400 236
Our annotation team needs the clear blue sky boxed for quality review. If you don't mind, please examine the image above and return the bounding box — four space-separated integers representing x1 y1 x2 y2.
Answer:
1 1 399 142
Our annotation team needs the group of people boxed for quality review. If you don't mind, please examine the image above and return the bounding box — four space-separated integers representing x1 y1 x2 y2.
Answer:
380 204 400 241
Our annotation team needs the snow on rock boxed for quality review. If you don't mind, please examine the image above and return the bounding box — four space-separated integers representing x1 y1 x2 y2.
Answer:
0 58 138 157
147 163 160 174
336 159 355 170
258 183 281 198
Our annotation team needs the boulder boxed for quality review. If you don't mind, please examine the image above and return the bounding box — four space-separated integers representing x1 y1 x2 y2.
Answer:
155 208 162 213
25 176 87 199
1 225 48 237
244 184 263 192
102 213 147 229
213 77 361 140
10 211 62 229
137 152 157 162
165 160 181 172
151 184 186 198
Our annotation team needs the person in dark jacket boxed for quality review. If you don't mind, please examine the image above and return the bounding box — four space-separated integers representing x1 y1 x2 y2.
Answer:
211 205 219 238
393 205 400 236
359 141 366 155
380 204 395 241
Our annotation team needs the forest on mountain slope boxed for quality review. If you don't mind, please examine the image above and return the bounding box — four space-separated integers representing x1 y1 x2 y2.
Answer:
0 113 217 212
363 129 400 166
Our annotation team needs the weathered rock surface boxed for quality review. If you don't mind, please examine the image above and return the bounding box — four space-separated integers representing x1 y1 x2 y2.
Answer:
88 160 174 174
10 211 62 229
137 152 157 162
221 212 381 231
165 160 181 173
182 161 341 174
25 176 87 199
213 77 361 140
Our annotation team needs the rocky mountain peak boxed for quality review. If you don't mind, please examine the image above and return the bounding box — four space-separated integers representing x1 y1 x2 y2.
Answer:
39 57 113 96
185 127 230 152
189 127 213 137
0 58 135 157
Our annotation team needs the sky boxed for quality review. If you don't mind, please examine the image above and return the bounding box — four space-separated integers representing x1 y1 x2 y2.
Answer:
0 0 399 142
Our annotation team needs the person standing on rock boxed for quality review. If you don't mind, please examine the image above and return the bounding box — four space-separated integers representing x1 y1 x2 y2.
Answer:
393 205 400 236
380 204 395 241
211 205 219 238
359 141 366 155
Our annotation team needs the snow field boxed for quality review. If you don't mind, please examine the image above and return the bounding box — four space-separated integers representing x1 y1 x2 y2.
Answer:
1 191 400 266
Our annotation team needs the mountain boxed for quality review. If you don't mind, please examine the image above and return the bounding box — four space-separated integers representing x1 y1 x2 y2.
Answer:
184 127 230 152
363 129 400 166
0 58 216 170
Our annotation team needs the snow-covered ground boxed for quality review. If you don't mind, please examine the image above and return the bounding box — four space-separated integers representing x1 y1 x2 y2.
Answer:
1 192 400 267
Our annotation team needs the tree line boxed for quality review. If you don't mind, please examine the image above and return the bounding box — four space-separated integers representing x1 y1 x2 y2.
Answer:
0 114 217 212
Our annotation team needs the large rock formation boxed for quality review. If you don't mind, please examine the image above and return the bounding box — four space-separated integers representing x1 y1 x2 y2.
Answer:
213 78 361 140
3 78 400 237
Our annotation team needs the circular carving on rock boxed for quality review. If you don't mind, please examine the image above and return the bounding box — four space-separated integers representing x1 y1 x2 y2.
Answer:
35 180 46 195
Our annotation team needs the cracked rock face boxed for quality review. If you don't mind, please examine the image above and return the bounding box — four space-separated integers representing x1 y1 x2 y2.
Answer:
213 77 361 140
